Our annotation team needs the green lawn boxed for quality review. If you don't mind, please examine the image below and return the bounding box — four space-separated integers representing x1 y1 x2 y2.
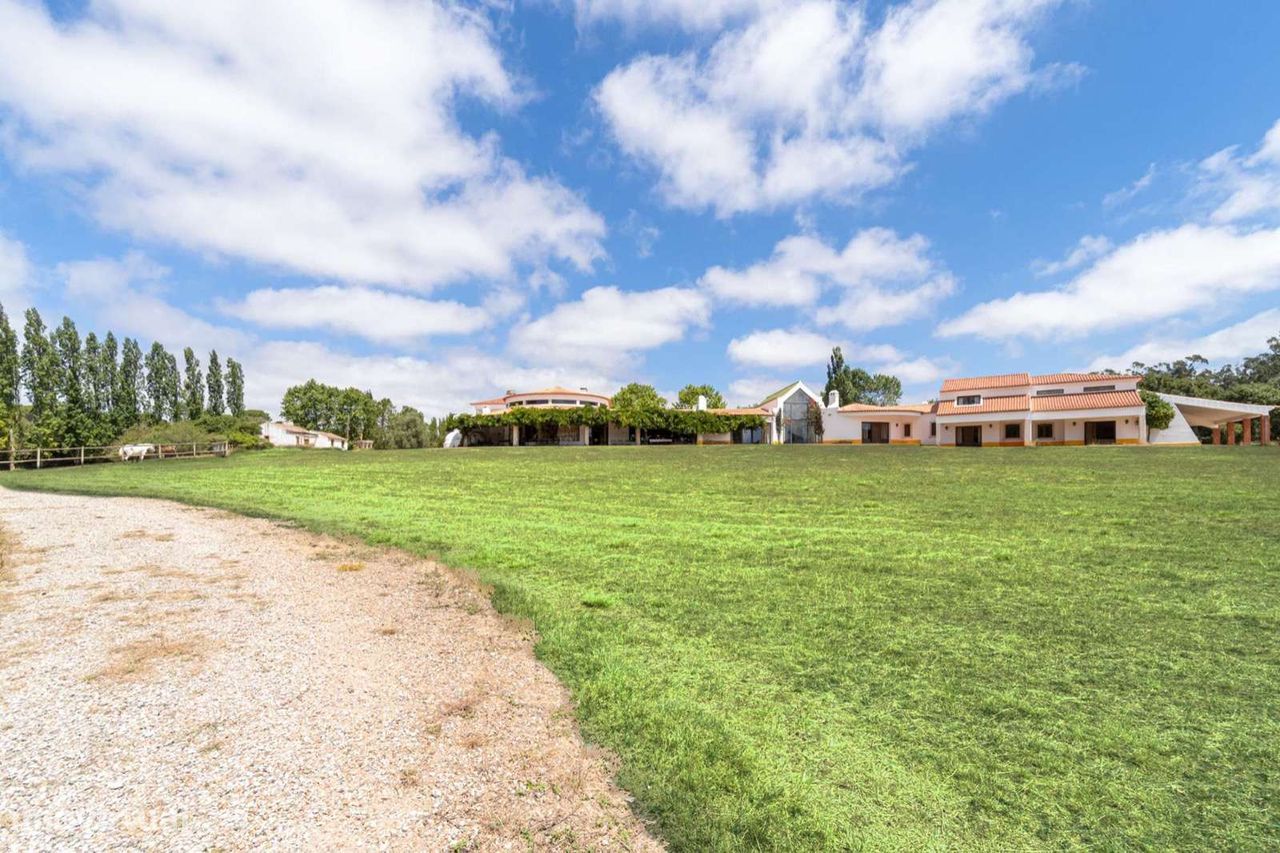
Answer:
6 446 1279 850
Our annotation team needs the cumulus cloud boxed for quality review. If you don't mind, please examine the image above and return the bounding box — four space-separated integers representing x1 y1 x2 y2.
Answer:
0 230 33 312
572 0 770 31
727 328 842 368
940 224 1280 341
1200 118 1280 224
1088 308 1280 372
220 286 495 345
703 227 955 328
508 285 710 369
1030 235 1112 277
0 0 604 290
595 0 1072 214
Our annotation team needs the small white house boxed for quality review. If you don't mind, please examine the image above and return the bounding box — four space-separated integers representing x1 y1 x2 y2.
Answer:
260 421 349 450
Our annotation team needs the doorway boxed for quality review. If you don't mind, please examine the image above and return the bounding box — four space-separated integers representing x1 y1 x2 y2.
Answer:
956 426 983 447
1085 421 1117 445
861 422 890 444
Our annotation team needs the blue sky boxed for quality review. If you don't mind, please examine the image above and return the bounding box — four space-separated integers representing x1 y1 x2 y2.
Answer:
1 1 1278 415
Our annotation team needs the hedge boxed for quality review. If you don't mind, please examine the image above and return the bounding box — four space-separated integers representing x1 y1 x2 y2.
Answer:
445 406 766 435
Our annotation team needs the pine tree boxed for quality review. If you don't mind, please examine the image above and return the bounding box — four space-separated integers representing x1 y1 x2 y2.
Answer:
0 303 19 464
206 350 224 415
183 347 203 419
225 357 245 416
116 337 144 429
20 309 59 445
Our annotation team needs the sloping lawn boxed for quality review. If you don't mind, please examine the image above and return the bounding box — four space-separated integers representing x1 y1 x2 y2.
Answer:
6 446 1278 850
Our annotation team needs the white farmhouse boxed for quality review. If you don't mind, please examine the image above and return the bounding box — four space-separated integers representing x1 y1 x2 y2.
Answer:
260 421 349 450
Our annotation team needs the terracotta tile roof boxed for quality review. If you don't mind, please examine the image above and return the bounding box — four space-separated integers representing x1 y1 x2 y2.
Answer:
1031 372 1142 385
936 394 1030 416
469 397 507 407
838 402 934 414
470 387 611 407
940 373 1031 392
1031 390 1143 412
708 406 771 416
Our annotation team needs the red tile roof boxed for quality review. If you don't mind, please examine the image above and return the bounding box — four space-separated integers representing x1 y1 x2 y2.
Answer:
1031 390 1143 412
940 373 1031 392
708 406 771 416
936 394 1030 416
1031 372 1142 385
838 402 934 414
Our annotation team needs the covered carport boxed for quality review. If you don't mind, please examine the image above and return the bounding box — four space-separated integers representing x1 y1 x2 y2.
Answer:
1153 393 1274 446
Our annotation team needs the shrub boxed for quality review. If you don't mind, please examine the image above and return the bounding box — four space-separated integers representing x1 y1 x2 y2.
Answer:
1140 390 1175 430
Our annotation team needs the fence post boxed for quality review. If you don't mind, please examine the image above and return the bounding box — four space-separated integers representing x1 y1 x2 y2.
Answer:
36 447 41 470
192 442 197 458
79 446 85 465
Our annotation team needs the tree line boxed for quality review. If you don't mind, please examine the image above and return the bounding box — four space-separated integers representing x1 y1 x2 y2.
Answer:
0 302 246 450
279 379 447 449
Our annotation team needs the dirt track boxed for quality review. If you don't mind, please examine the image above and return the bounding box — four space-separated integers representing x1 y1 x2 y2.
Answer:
0 488 659 851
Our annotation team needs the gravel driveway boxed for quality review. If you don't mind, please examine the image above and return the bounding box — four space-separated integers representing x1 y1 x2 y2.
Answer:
0 488 660 851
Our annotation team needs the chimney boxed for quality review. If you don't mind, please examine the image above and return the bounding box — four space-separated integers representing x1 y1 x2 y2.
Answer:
828 389 840 408
696 394 707 411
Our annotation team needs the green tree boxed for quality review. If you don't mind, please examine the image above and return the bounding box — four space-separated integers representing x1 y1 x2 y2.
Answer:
610 383 666 439
865 374 903 407
281 379 338 430
100 332 119 416
383 406 430 448
116 337 145 429
145 342 177 421
51 316 94 446
676 384 725 409
225 357 245 416
167 351 182 419
83 331 103 413
823 347 902 406
183 347 204 418
20 308 59 444
206 349 224 415
1139 390 1175 430
0 304 19 461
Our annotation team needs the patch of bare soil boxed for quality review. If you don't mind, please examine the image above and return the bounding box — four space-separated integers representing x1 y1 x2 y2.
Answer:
0 488 661 851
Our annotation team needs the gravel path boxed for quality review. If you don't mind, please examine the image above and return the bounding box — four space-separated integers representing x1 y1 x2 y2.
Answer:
0 488 661 852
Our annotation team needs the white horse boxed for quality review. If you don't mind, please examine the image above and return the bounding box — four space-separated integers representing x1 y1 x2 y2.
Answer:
118 443 154 462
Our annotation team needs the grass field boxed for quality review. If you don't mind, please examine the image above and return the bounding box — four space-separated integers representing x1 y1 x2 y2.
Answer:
6 446 1279 850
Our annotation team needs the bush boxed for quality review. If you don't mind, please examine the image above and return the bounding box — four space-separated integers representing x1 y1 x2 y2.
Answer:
1140 390 1176 430
113 411 271 449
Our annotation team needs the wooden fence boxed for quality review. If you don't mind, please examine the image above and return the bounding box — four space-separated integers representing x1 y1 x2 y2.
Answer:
4 442 230 471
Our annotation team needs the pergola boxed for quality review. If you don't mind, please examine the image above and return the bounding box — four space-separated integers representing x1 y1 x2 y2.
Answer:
1161 393 1274 445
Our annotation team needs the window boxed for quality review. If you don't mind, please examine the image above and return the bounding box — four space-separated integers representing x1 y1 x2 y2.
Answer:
903 424 912 438
523 399 549 405
1036 423 1053 440
1005 423 1021 440
551 399 577 405
930 422 937 437
956 395 982 406
1035 388 1064 396
1083 384 1115 393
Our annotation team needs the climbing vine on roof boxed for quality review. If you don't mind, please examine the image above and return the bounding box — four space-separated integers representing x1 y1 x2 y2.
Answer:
444 406 764 434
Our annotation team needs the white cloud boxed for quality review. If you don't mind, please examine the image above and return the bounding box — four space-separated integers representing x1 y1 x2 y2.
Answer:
220 286 493 345
0 230 33 313
0 0 604 290
727 375 796 406
1030 234 1112 277
727 328 839 368
58 253 251 355
245 340 617 417
572 0 770 31
508 285 710 369
876 355 953 385
703 227 955 327
940 224 1280 341
1088 308 1280 371
1200 118 1280 224
595 0 1069 214
1102 163 1155 208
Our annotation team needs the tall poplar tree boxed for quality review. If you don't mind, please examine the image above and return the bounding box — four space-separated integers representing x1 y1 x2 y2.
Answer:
183 347 203 419
145 342 171 422
206 349 224 415
165 351 181 420
83 331 103 413
51 316 93 445
20 308 58 444
0 304 19 463
225 357 245 416
116 337 144 429
99 331 119 415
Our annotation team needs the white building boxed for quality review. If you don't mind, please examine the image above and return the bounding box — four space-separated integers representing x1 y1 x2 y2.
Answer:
260 421 349 450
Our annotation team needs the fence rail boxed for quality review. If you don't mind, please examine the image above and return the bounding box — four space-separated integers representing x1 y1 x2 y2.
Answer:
4 442 230 471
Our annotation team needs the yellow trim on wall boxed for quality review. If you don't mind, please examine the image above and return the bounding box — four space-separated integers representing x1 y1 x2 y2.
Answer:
823 438 863 445
1116 438 1140 445
889 439 922 445
1064 440 1085 446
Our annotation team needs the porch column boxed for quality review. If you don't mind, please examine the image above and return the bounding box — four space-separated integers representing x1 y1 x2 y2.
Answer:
1241 418 1252 446
511 425 520 446
1226 421 1236 445
1212 425 1220 445
1263 415 1272 445
579 424 590 445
